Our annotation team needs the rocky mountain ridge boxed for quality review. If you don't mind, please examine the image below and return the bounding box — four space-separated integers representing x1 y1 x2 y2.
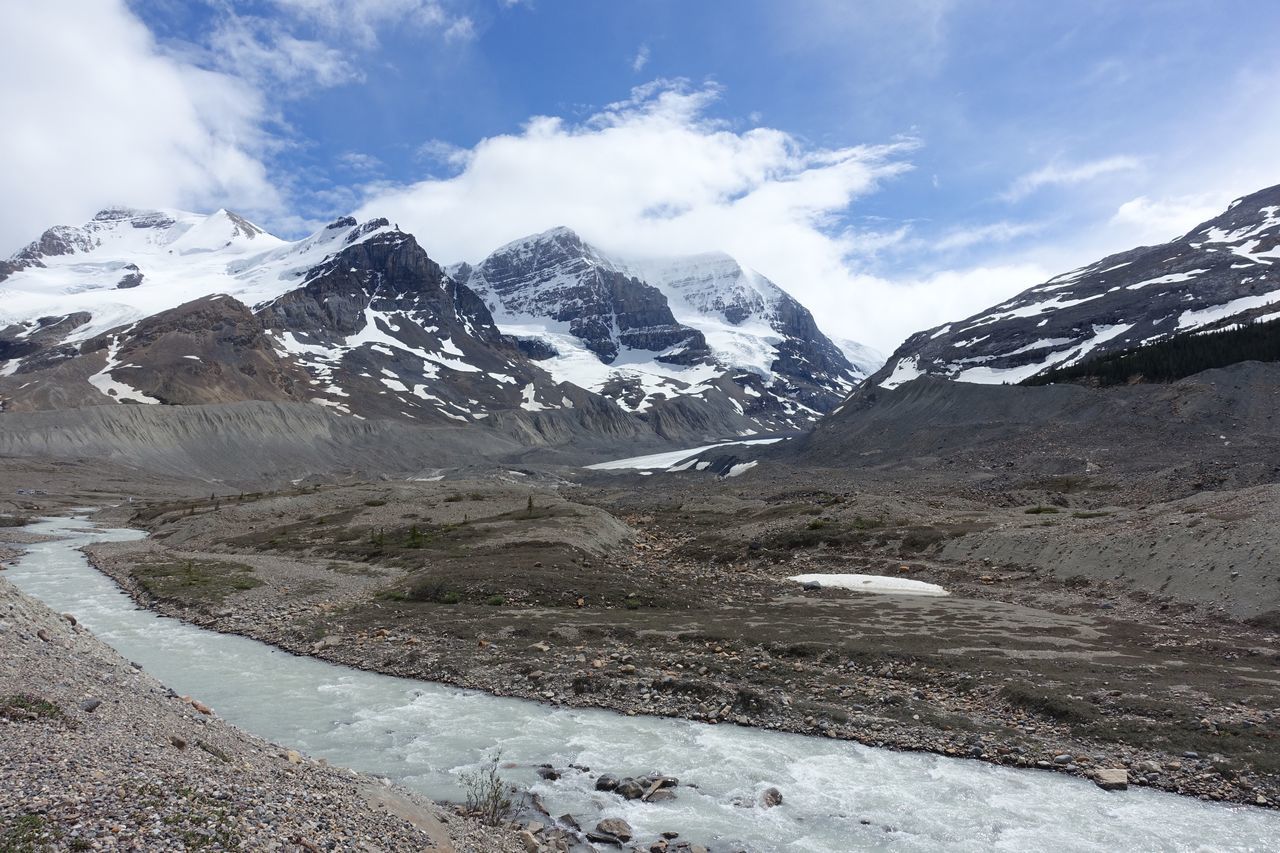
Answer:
867 183 1280 388
0 208 871 443
452 226 873 430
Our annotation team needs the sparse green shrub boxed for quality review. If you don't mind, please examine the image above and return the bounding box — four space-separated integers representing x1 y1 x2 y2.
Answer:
1025 506 1059 514
485 594 505 606
1 693 64 722
460 753 513 826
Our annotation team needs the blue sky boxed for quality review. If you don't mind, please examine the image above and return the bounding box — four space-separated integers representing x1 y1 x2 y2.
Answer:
4 0 1279 350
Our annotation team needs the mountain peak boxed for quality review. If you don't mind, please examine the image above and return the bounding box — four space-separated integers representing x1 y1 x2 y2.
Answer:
489 225 593 259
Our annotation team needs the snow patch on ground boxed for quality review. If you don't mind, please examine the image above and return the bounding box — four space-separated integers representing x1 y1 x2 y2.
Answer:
788 574 949 597
879 355 924 390
1177 290 1280 330
585 438 783 471
87 333 160 404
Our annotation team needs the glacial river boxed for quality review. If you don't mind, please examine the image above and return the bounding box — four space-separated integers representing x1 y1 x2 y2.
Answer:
7 516 1279 852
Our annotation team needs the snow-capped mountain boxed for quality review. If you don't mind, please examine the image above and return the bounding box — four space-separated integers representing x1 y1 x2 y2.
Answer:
451 227 872 430
0 208 621 429
868 183 1280 389
0 208 868 439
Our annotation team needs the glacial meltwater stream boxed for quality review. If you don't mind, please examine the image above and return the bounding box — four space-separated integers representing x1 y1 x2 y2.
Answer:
7 516 1279 852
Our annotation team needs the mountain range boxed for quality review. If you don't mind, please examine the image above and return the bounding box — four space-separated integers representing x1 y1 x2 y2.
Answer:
3 183 1279 469
0 208 873 444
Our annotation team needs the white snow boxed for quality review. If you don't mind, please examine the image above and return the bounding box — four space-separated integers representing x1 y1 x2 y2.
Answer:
962 292 1107 330
879 355 925 389
86 332 160 404
1124 270 1207 290
519 383 548 411
953 323 1134 384
0 208 398 348
585 437 783 471
452 235 871 420
724 461 758 477
1177 290 1280 330
788 573 949 597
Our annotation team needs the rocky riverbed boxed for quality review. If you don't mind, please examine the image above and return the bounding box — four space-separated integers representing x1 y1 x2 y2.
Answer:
0 575 525 852
77 476 1280 813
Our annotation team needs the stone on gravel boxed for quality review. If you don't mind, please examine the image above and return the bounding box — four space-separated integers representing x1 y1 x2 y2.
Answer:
1095 769 1129 791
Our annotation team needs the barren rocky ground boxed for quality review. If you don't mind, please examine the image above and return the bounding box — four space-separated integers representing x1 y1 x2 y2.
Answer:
65 465 1280 815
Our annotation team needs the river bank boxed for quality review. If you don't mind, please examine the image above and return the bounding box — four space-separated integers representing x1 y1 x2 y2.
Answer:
0 572 522 852
9 515 1280 852
81 477 1280 812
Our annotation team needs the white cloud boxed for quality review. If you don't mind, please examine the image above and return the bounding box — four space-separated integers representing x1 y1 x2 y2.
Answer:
0 0 279 254
415 139 473 170
1002 155 1141 202
357 80 926 349
270 0 468 48
929 220 1042 252
443 16 477 42
856 263 1052 344
209 15 361 90
338 152 384 174
1109 194 1222 245
632 44 650 72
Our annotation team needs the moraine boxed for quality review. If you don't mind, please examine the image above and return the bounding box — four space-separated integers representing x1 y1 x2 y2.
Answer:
7 515 1280 852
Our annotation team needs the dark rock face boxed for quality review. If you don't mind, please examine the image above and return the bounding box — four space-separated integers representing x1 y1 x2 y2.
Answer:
259 224 501 348
512 336 559 360
798 361 1280 502
454 228 869 431
868 183 1280 388
0 226 97 282
99 295 312 406
619 250 866 413
767 289 860 410
116 264 143 289
457 228 710 364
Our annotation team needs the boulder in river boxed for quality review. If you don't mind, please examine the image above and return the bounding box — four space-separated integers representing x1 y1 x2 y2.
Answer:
616 778 646 800
760 786 784 808
595 818 633 842
595 773 619 792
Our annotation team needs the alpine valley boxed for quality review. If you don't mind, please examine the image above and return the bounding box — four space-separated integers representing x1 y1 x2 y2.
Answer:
7 187 1280 853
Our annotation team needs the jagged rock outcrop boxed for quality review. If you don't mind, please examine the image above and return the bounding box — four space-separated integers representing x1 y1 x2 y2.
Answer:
451 227 875 430
453 227 710 364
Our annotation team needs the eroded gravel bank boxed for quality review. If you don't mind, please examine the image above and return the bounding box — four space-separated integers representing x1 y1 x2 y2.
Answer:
0 575 523 852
